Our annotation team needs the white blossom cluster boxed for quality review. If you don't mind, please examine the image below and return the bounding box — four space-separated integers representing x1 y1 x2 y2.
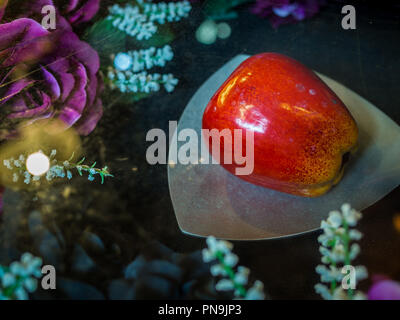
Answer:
108 69 178 93
3 150 72 184
0 253 42 300
315 204 368 300
109 45 177 94
114 45 174 73
108 0 191 41
141 0 192 24
202 236 265 300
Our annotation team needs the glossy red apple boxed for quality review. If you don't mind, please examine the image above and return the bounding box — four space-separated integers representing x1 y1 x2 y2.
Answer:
202 53 358 197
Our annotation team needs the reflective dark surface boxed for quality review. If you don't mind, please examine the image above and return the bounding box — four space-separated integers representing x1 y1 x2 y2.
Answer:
1 1 399 299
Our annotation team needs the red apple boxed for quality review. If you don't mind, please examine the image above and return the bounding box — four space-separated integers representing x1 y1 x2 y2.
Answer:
202 53 358 197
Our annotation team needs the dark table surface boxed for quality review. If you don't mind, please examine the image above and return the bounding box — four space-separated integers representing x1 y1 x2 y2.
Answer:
109 1 400 299
2 1 399 300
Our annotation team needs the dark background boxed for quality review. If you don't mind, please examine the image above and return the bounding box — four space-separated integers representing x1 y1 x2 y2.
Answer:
2 0 399 300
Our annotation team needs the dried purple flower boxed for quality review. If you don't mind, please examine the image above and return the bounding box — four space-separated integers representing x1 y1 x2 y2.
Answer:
368 276 400 300
55 0 101 25
251 0 326 28
0 18 103 138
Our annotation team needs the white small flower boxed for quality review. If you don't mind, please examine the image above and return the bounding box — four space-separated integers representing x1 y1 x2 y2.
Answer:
355 265 368 281
331 244 346 262
202 248 214 263
314 283 332 300
245 280 265 300
23 278 38 293
316 264 335 282
224 253 238 267
341 203 362 226
321 256 330 264
317 233 332 246
210 264 227 277
336 228 346 236
9 262 24 277
13 160 21 167
2 273 16 287
206 236 218 252
349 243 361 260
114 53 133 71
14 287 28 300
162 74 178 93
349 229 362 241
234 266 250 285
327 210 342 228
3 159 12 170
23 171 31 184
216 279 234 291
319 246 331 258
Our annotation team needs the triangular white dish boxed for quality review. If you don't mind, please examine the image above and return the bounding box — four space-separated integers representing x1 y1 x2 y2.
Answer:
168 54 400 240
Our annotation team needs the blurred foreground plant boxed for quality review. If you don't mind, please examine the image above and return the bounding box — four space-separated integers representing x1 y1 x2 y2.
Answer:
315 204 368 300
103 0 191 97
202 236 265 300
107 0 192 40
0 253 42 300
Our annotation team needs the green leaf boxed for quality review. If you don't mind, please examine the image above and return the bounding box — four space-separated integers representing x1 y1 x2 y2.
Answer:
203 0 251 20
77 157 85 165
68 152 75 162
83 18 127 60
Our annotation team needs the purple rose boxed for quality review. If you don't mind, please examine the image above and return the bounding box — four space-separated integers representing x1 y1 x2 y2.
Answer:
0 18 103 138
0 0 70 32
368 275 400 300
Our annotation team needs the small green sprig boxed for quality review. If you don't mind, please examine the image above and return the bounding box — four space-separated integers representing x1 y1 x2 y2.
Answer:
3 150 113 185
0 253 42 300
69 155 113 184
202 236 265 300
315 204 368 300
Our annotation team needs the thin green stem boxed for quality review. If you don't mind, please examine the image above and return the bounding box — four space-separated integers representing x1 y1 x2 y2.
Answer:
215 251 247 298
